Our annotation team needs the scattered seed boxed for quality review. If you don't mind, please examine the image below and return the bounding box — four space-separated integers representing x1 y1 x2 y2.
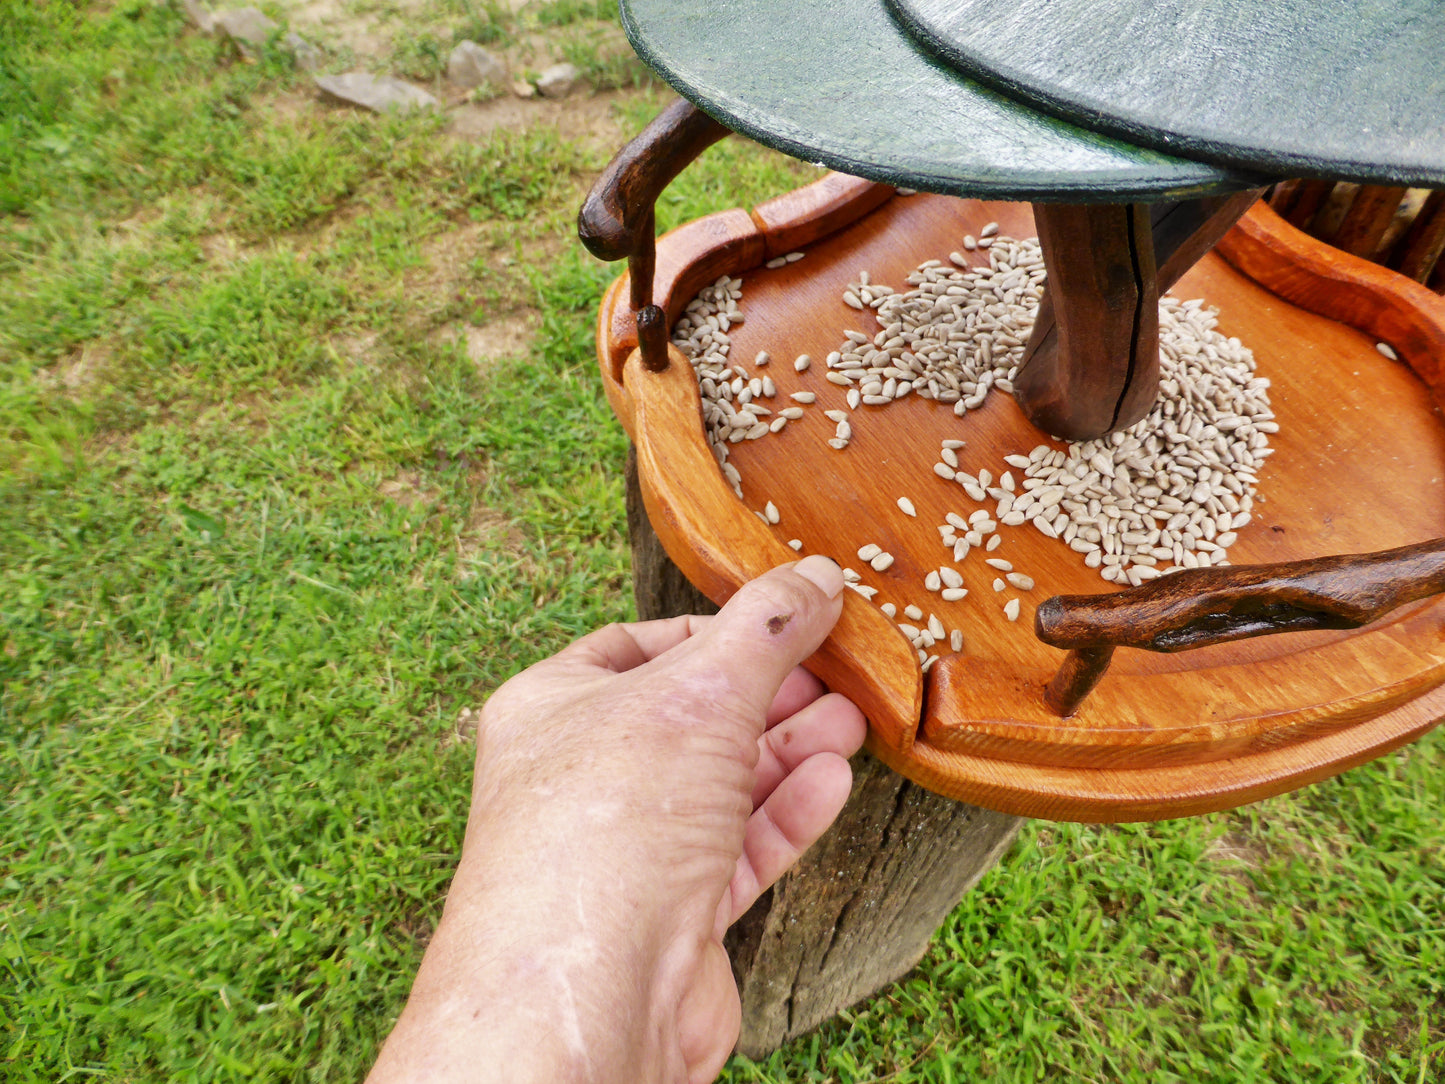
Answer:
904 604 924 621
870 552 895 571
984 557 1013 572
880 602 897 618
1004 598 1020 621
790 391 816 403
1377 341 1399 361
764 501 780 524
993 577 1005 592
1006 572 1034 591
787 539 802 551
754 350 770 367
897 497 917 517
950 629 964 651
924 570 941 591
795 354 812 372
985 534 1002 551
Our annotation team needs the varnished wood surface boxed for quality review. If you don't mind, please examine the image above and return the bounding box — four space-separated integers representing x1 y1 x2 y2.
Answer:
874 679 1445 822
618 0 1253 202
1036 538 1445 717
627 343 923 752
596 182 1445 820
887 0 1445 186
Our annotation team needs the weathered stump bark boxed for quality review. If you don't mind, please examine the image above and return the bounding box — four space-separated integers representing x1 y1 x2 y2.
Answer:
625 446 1025 1058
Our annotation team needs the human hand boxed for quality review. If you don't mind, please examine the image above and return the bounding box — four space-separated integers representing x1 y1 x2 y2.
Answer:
367 556 867 1084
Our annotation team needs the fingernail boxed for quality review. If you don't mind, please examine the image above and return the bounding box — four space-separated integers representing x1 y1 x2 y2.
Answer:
793 554 844 598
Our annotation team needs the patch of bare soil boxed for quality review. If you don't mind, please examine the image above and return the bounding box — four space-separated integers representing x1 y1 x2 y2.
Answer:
281 0 429 60
431 312 539 374
40 341 112 393
378 468 440 507
457 502 528 567
446 87 645 154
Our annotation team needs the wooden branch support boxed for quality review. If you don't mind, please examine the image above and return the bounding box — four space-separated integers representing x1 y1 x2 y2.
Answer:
578 97 730 309
635 304 669 372
1037 538 1445 715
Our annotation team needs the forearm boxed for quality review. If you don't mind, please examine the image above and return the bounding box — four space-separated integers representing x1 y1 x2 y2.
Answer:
367 818 687 1084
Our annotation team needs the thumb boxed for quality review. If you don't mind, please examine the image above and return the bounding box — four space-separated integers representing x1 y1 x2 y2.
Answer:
674 555 846 723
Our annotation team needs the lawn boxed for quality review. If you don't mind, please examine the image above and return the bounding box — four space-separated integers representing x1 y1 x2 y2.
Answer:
1 2 1441 1081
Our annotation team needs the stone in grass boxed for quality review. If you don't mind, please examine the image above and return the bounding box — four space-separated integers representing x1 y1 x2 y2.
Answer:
315 72 439 114
177 0 214 33
214 7 277 57
284 32 323 72
447 41 507 89
536 62 581 99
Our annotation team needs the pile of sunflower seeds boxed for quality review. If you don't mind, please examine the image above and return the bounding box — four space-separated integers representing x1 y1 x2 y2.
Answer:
823 234 1046 418
670 229 1273 595
973 297 1272 585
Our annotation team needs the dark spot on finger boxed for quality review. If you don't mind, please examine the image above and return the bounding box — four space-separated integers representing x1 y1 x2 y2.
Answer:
781 730 794 745
766 612 793 635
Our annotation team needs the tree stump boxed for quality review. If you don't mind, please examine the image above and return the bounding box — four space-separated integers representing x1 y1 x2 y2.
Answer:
625 446 1025 1058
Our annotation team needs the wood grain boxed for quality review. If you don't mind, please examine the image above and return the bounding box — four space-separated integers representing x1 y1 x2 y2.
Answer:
1215 201 1445 412
1012 202 1159 439
578 97 729 311
1036 539 1445 715
597 181 1445 820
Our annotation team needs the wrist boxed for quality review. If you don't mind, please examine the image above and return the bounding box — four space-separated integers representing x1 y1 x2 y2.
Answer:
370 819 694 1084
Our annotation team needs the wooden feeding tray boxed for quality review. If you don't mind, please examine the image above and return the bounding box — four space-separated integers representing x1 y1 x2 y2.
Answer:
586 151 1445 822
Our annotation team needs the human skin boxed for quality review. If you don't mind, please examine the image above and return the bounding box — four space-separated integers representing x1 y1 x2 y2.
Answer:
366 555 868 1084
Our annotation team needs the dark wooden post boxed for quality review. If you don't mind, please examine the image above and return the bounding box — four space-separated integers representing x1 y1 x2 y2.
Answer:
625 446 1024 1057
1013 192 1262 441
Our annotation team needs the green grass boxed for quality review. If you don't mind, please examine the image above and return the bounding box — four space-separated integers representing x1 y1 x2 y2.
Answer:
3 3 1443 1082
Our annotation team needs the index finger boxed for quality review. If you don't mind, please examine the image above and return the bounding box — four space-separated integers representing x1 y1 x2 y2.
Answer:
553 613 714 674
